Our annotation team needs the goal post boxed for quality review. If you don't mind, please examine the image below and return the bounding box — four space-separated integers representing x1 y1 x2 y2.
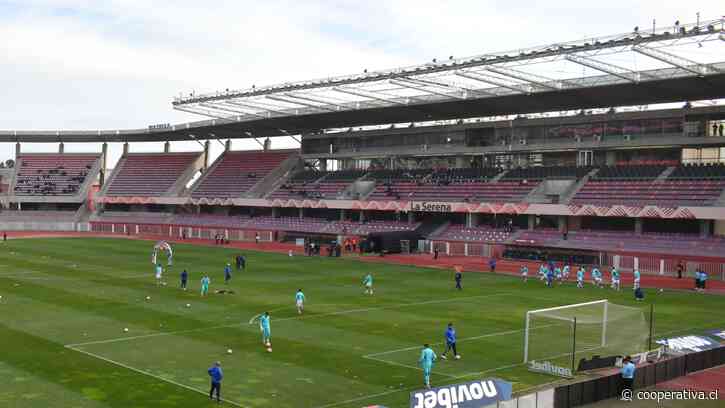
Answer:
524 300 649 368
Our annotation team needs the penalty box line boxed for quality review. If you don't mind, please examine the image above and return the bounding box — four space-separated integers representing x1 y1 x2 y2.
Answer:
64 344 243 408
66 292 512 348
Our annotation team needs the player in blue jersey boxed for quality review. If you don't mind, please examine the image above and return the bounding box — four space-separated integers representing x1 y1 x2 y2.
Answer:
252 312 272 348
592 266 602 288
224 263 232 285
633 269 641 290
440 323 460 360
554 265 563 285
545 266 554 287
539 263 548 281
611 267 621 291
521 265 529 282
419 344 437 389
295 289 305 314
562 263 571 281
362 273 374 295
577 266 585 288
200 274 210 296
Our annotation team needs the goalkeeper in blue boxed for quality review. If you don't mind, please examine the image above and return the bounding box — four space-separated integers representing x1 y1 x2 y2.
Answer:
440 323 460 360
419 344 437 389
295 289 305 315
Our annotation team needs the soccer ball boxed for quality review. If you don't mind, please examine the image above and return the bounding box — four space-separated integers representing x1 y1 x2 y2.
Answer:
267 347 273 353
145 296 151 300
227 349 233 354
455 355 461 360
186 303 191 308
123 328 129 332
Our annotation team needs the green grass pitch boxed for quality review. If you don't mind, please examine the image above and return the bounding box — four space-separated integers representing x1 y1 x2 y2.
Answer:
0 237 723 407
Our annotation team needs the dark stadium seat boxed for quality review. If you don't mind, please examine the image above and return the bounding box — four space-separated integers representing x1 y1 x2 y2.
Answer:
192 150 294 199
14 153 99 196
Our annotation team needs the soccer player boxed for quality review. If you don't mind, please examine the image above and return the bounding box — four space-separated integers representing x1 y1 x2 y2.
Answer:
180 269 188 291
521 264 529 282
545 266 554 287
224 263 232 285
576 266 585 288
155 263 164 286
296 289 305 314
207 361 223 403
554 265 563 285
539 263 548 281
633 269 641 291
440 323 460 360
259 312 272 347
562 263 571 281
592 266 602 288
489 258 496 273
419 344 437 389
454 267 463 290
611 267 621 291
362 273 374 295
200 274 210 296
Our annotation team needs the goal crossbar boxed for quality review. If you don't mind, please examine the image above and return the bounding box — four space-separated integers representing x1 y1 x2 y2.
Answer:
524 300 609 363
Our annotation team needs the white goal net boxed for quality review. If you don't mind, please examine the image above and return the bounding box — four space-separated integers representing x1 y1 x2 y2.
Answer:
524 300 649 368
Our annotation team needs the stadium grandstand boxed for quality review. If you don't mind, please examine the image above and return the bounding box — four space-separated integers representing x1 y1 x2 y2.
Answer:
1 17 725 278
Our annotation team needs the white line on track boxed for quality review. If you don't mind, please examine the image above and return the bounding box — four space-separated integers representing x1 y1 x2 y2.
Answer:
65 345 243 407
66 292 511 348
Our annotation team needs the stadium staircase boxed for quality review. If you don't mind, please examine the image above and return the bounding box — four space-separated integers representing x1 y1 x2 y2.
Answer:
560 168 599 204
253 154 305 199
653 166 676 182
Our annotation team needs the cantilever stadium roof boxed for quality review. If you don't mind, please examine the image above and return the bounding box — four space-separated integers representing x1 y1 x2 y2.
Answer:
2 18 724 143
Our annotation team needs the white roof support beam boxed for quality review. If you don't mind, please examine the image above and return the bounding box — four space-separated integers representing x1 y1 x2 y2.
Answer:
389 79 461 99
224 100 285 115
453 71 530 93
279 93 346 110
484 66 568 90
264 95 338 112
175 105 237 121
202 103 267 119
564 55 652 83
398 77 477 98
632 45 720 76
331 87 409 105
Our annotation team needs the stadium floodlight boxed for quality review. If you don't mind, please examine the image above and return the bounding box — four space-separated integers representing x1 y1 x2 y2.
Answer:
523 300 650 368
632 45 721 76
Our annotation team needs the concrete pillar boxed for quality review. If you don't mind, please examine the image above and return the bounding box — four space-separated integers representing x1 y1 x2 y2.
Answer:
164 141 170 153
455 155 467 168
204 141 211 170
408 211 415 224
635 218 643 234
123 142 130 155
528 214 536 230
271 207 278 218
359 210 365 223
340 209 346 221
225 139 231 151
320 159 328 172
298 208 304 219
468 212 479 228
100 143 108 186
58 142 64 153
15 142 21 157
605 151 616 165
700 220 712 237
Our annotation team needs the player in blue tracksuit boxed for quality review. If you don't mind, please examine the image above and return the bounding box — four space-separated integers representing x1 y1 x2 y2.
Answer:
440 323 460 360
224 263 232 285
180 269 188 291
419 344 437 388
207 361 223 403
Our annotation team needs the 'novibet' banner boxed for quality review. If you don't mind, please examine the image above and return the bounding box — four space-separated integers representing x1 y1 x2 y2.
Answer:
410 379 512 408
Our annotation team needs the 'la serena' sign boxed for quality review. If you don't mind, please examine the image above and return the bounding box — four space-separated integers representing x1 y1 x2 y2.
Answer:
410 201 453 213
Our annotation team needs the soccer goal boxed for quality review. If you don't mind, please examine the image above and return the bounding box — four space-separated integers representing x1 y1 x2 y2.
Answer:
523 300 650 369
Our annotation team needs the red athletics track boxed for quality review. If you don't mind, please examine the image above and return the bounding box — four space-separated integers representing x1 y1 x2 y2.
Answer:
3 231 725 293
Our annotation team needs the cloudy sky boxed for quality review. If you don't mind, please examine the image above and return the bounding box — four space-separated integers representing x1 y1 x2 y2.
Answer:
0 0 723 165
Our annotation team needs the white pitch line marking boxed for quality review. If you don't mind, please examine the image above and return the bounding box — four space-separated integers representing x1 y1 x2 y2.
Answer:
65 345 243 407
67 292 511 348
